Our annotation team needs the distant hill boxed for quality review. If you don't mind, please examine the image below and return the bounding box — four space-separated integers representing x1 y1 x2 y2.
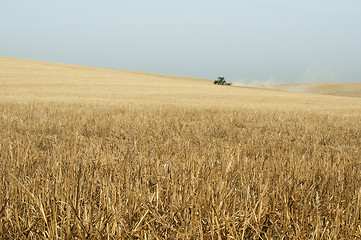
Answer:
273 82 361 98
1 56 360 114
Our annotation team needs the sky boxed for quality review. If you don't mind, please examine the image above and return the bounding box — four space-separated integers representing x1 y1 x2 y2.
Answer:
1 0 361 83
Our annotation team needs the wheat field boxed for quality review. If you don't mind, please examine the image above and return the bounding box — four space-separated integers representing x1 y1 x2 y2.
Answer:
1 57 361 239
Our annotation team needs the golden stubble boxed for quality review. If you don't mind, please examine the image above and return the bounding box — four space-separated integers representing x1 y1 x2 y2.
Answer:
0 57 361 239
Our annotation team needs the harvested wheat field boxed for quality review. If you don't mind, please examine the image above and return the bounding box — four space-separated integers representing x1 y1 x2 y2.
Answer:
1 56 361 239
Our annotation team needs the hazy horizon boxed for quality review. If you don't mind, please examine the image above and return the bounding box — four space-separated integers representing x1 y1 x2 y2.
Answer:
1 1 361 83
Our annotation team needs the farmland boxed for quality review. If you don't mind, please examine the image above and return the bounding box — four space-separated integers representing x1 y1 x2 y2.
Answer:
1 57 361 239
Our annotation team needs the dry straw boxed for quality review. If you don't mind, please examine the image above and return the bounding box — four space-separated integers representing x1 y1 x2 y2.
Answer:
0 57 361 239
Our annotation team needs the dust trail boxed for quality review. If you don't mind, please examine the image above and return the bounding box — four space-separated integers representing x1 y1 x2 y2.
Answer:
279 65 340 94
232 78 280 90
232 78 278 89
232 65 341 94
233 80 321 94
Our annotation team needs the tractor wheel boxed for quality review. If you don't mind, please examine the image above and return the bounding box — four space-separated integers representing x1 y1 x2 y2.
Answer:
214 81 218 84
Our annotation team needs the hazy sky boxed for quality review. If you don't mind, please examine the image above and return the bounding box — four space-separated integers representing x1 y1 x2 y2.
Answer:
1 0 361 83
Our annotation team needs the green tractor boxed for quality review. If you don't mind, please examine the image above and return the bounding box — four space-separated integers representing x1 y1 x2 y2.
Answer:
214 76 232 85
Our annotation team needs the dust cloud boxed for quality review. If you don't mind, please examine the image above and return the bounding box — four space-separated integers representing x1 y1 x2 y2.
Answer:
232 65 344 94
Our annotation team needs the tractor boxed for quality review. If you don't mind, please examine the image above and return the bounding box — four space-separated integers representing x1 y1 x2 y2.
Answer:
214 76 232 85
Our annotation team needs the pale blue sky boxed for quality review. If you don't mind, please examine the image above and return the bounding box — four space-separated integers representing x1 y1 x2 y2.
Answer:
1 0 360 83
